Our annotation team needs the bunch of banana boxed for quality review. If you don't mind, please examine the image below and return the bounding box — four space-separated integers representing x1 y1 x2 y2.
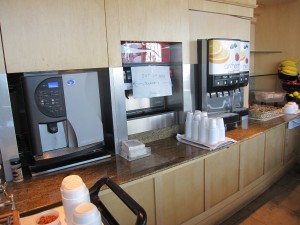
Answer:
278 59 299 76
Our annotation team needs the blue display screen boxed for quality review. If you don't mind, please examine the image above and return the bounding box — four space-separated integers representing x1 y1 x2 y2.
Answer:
48 81 59 88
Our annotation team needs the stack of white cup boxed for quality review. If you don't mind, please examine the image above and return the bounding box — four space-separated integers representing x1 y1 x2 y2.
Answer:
61 175 91 225
185 111 193 139
184 111 226 146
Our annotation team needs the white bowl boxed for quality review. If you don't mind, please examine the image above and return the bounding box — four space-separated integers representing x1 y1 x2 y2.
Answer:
283 106 296 114
35 209 59 225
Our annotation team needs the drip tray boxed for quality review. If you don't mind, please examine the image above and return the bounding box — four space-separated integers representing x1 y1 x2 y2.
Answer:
29 146 111 176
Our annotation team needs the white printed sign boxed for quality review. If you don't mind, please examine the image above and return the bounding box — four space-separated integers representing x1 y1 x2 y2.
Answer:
131 66 172 98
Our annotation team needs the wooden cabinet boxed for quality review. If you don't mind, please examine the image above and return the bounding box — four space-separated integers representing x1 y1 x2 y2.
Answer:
154 158 204 225
99 177 156 225
206 0 257 7
0 0 108 73
239 133 265 189
284 124 300 163
189 0 256 18
264 124 285 173
204 144 240 210
105 0 189 66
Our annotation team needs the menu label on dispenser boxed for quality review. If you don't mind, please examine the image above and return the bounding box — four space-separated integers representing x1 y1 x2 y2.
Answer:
208 39 240 75
131 66 172 98
240 41 250 72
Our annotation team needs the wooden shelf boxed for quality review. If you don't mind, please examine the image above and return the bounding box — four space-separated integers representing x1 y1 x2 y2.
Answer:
250 73 278 77
250 50 282 53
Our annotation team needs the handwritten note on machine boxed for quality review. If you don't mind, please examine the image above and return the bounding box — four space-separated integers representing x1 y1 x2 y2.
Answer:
131 66 172 98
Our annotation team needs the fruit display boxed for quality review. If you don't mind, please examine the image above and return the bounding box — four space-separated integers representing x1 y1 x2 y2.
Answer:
278 59 299 81
286 90 300 103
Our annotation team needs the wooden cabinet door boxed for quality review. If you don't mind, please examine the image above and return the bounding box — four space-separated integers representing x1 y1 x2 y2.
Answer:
0 0 108 73
106 0 189 66
240 133 265 189
99 177 156 225
205 144 240 210
284 125 300 163
117 0 188 42
264 124 285 173
155 158 204 225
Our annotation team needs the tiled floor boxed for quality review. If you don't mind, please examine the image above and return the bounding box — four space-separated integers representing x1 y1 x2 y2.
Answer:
220 164 300 225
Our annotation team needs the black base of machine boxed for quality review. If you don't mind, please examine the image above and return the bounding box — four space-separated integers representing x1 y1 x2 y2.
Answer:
233 107 249 118
28 144 111 176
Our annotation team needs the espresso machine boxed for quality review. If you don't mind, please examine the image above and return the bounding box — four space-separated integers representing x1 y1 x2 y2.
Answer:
196 39 249 130
21 71 111 175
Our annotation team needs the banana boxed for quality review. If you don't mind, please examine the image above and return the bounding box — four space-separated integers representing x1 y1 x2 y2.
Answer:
280 69 298 76
280 59 298 67
279 65 299 72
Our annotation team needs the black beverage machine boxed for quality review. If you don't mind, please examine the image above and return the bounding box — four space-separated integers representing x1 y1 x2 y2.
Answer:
196 38 249 130
21 71 111 175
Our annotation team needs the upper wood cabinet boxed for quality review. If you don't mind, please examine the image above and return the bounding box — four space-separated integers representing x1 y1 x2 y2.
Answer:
105 0 189 66
155 158 204 225
239 133 265 189
204 144 240 210
189 0 256 18
0 0 108 73
264 124 285 174
206 0 257 7
0 33 5 73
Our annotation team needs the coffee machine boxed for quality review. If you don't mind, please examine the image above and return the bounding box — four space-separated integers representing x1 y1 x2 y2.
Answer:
196 39 249 130
21 71 111 175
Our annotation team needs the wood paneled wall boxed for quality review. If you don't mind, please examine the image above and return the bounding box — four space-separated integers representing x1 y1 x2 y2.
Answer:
253 0 300 91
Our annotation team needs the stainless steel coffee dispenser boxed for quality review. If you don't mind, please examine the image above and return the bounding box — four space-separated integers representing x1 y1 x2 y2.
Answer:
21 71 110 175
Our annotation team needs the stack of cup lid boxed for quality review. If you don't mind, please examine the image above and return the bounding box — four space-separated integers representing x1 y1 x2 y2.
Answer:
61 175 91 225
72 202 102 225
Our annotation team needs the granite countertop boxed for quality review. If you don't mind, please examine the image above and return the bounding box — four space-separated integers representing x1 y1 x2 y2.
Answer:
3 113 300 216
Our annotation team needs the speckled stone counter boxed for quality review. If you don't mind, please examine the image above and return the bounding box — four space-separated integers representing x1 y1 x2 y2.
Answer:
4 113 300 216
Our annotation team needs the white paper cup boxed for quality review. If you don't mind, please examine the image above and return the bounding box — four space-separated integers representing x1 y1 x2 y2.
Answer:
217 117 226 142
185 112 193 139
72 202 102 225
210 118 218 128
198 116 208 144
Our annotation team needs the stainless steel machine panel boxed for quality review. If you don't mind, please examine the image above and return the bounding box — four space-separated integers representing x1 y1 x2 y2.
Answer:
62 72 104 147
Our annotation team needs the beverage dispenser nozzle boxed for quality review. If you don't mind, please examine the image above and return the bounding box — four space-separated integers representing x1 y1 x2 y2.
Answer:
47 122 59 134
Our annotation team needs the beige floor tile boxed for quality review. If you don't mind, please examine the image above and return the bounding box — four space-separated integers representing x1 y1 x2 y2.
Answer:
251 202 300 225
273 188 300 212
239 216 266 225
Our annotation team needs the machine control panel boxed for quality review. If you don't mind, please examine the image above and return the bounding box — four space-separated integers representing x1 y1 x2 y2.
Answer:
35 77 66 118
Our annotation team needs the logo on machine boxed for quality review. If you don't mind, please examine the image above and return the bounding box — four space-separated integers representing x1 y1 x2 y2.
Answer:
66 79 76 86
